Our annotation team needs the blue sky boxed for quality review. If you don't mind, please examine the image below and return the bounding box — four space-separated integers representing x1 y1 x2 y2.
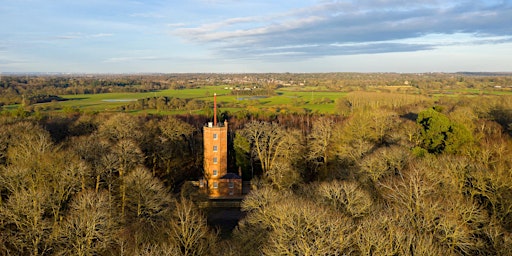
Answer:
1 0 511 73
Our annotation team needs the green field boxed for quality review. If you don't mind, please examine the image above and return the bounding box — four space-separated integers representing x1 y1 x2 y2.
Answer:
24 86 348 114
7 85 510 116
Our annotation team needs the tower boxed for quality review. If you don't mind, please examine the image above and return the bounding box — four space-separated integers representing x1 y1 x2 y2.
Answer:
200 93 242 198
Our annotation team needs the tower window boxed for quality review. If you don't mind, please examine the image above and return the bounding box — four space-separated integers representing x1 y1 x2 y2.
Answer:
213 157 218 164
213 182 218 189
229 182 234 188
213 133 218 140
213 145 218 152
213 170 218 176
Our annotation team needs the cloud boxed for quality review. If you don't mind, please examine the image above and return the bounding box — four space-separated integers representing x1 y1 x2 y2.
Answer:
130 12 166 19
217 42 433 61
55 34 83 40
54 32 113 40
167 23 186 28
103 56 174 63
197 0 241 4
91 33 113 38
0 57 29 67
172 0 512 59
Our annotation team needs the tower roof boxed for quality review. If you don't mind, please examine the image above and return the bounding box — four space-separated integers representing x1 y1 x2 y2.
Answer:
220 173 242 179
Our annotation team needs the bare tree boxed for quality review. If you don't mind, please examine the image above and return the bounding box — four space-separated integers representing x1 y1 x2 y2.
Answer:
58 190 115 256
122 167 174 251
6 122 53 167
97 113 143 142
69 135 110 192
360 145 410 183
240 187 355 255
307 117 336 178
377 161 490 255
355 210 445 256
0 127 10 166
0 125 81 255
240 121 303 184
315 180 373 218
168 199 218 256
265 160 302 190
111 139 144 217
333 111 376 164
0 181 52 255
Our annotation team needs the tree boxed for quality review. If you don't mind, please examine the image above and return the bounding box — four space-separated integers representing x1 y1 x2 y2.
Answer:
0 124 81 255
314 180 373 218
265 159 302 190
360 145 410 183
335 98 352 116
416 108 473 154
306 117 336 179
333 110 382 164
168 199 218 256
239 187 354 255
239 121 302 176
0 179 53 255
0 127 10 166
98 113 143 142
377 161 491 255
355 210 445 255
122 167 174 250
233 133 251 179
153 116 196 184
69 135 110 192
58 190 115 256
111 139 144 217
6 122 53 167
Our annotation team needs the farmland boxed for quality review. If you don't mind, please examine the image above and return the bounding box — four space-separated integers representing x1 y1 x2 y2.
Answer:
40 88 512 116
26 86 349 114
1 72 512 117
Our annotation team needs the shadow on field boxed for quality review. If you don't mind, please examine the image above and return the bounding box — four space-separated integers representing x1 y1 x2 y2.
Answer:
66 97 88 101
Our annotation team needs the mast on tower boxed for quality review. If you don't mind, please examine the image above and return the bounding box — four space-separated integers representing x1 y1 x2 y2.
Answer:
214 93 217 126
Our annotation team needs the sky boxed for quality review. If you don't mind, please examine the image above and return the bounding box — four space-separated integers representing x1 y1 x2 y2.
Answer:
1 0 511 73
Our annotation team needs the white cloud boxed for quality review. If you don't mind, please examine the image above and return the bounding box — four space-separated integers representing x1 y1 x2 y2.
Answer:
130 12 166 18
54 32 113 40
171 0 512 59
167 23 186 28
103 56 173 63
91 33 113 38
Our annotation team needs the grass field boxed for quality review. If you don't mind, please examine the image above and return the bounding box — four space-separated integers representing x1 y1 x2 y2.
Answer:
4 85 510 116
29 86 348 114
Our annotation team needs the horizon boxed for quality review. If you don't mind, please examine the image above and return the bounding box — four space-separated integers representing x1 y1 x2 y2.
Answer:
2 71 512 76
1 1 511 73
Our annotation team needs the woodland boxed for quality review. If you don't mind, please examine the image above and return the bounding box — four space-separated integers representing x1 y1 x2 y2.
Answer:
0 73 511 255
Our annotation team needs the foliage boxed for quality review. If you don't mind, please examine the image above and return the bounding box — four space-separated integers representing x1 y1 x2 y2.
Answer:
417 108 473 154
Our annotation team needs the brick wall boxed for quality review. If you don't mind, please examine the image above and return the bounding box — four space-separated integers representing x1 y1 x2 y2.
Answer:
203 122 229 197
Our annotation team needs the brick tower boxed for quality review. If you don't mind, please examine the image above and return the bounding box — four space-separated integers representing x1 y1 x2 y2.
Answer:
200 93 242 198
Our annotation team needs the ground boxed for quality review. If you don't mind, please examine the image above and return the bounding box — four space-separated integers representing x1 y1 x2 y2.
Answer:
207 207 245 238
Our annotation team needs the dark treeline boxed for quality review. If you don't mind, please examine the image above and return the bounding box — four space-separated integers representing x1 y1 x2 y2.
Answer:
120 96 207 112
0 85 512 255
